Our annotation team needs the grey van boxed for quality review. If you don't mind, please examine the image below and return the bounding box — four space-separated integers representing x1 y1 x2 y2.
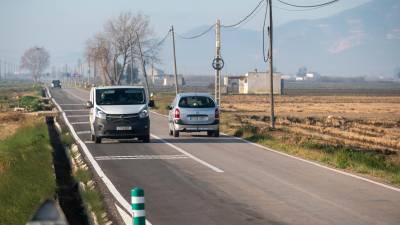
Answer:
87 86 153 143
168 93 219 137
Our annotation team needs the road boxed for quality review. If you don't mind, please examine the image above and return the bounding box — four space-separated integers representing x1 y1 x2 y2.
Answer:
50 87 400 225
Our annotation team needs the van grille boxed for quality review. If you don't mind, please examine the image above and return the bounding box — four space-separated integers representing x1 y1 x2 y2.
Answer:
106 114 139 123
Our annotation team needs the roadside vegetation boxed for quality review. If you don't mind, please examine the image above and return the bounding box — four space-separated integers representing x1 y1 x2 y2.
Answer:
152 92 400 186
58 121 108 225
0 80 57 225
0 119 55 225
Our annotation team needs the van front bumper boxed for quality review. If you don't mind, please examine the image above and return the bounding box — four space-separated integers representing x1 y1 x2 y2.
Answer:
93 116 150 138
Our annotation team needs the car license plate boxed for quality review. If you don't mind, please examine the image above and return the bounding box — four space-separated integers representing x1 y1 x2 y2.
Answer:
116 126 132 131
189 116 207 121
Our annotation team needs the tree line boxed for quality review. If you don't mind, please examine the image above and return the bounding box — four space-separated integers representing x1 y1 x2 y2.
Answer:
85 12 160 85
19 11 161 85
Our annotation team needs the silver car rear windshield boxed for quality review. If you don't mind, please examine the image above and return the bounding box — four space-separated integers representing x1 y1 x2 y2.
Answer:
178 96 215 108
96 88 145 105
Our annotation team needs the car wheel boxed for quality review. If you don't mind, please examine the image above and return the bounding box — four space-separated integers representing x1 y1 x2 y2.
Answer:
169 129 173 136
213 130 220 137
141 135 150 143
95 136 102 144
173 129 179 137
91 134 95 141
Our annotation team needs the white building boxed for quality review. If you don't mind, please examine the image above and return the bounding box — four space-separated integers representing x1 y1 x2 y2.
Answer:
224 71 283 94
148 67 184 87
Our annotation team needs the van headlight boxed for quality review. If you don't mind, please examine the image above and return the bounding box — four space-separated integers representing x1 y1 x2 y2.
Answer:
139 109 149 118
95 108 107 119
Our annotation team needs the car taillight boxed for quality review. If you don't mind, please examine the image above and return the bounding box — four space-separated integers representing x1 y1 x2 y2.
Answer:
215 108 220 119
174 108 180 119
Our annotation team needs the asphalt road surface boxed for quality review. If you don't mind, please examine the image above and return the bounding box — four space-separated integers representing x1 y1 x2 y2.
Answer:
50 87 400 225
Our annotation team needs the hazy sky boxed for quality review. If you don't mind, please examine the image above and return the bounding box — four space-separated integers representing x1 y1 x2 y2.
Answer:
0 0 370 69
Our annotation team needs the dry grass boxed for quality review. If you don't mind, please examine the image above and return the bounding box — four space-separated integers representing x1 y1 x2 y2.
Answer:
222 95 400 121
0 113 27 140
222 95 400 153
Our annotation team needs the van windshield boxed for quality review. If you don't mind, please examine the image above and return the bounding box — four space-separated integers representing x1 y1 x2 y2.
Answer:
178 96 215 108
96 88 145 105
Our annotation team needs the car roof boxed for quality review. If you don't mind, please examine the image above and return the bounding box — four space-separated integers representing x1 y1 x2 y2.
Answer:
177 92 214 98
94 85 145 90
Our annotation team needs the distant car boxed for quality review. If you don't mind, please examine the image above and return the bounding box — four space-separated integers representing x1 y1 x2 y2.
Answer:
168 93 219 137
51 80 61 88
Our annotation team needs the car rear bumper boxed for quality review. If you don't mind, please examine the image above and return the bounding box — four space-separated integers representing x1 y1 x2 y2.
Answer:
93 117 150 138
174 123 219 132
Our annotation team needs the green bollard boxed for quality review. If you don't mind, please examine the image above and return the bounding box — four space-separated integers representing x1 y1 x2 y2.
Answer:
131 187 146 225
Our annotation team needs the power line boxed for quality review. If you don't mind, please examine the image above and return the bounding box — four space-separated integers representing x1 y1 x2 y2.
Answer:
144 29 171 53
221 0 266 28
176 24 215 40
273 4 326 11
276 0 339 8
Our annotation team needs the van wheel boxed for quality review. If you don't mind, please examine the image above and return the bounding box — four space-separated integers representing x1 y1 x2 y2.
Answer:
173 129 179 138
140 135 150 143
95 136 102 144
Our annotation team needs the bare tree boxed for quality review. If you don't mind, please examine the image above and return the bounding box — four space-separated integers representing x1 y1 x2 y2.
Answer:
20 47 50 82
85 12 160 85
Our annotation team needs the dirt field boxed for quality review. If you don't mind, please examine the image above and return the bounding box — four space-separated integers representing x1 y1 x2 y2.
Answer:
221 95 400 152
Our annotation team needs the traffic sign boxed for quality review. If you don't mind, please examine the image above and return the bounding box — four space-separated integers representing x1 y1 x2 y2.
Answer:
212 57 224 71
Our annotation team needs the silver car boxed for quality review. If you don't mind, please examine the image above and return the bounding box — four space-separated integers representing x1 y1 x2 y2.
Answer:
168 93 220 137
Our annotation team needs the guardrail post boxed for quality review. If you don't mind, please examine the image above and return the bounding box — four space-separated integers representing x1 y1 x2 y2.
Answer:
131 187 146 225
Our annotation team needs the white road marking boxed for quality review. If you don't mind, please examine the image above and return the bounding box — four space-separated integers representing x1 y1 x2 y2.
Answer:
150 111 400 193
76 131 91 134
59 103 84 106
67 115 89 118
48 88 153 225
64 109 89 112
150 134 224 173
71 121 90 125
115 204 134 225
95 155 189 161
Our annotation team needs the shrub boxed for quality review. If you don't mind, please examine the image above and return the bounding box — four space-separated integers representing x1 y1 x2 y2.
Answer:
19 96 42 111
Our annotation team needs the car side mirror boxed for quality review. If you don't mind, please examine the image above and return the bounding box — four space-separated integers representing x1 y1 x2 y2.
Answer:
85 101 93 108
148 100 155 108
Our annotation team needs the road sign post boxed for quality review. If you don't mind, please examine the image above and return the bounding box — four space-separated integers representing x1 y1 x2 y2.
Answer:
131 187 146 225
214 19 222 107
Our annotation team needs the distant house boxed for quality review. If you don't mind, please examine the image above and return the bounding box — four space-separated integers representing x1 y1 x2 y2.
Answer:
224 70 283 94
148 67 184 87
296 72 320 81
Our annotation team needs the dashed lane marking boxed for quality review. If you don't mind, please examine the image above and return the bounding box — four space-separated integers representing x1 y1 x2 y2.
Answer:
64 109 89 112
76 131 91 134
67 115 89 118
59 103 85 106
71 122 90 125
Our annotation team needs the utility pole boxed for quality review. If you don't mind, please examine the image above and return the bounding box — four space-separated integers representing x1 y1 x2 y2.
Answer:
171 26 179 94
93 60 97 86
215 19 221 107
130 35 135 85
0 60 2 80
136 32 151 99
268 0 275 129
88 56 91 85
